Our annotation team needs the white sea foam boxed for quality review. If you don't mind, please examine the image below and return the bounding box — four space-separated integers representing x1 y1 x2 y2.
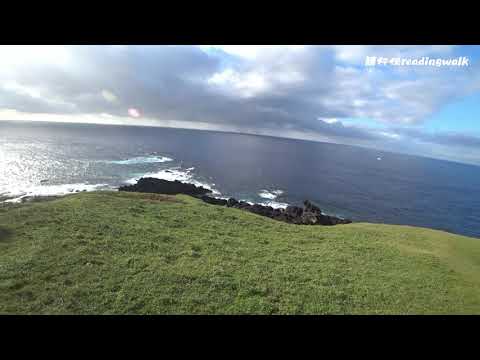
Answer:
213 196 230 200
258 189 284 200
107 155 173 165
1 183 111 203
259 200 289 209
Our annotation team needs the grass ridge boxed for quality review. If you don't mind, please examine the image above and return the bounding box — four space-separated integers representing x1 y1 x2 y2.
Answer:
0 191 479 314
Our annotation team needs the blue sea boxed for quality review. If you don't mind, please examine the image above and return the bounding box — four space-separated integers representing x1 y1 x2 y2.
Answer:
1 120 479 238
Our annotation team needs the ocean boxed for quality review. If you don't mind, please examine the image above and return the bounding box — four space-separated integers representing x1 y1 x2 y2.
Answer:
1 120 479 238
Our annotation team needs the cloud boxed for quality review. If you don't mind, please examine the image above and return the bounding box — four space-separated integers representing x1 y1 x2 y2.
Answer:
1 45 474 128
0 45 479 164
207 68 270 98
393 128 480 149
101 90 118 103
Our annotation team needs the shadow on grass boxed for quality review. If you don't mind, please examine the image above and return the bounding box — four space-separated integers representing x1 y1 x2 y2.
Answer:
0 227 13 243
109 192 183 203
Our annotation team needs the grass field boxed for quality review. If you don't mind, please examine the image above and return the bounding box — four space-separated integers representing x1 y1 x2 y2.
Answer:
1 191 479 314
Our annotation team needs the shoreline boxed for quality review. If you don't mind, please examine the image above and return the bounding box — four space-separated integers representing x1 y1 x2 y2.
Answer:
2 185 478 239
118 177 352 226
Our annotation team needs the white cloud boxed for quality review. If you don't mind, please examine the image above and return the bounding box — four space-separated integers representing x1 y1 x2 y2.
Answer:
199 45 306 60
207 68 269 98
319 118 340 124
1 80 77 112
0 45 72 72
3 81 43 99
101 89 118 103
380 131 401 139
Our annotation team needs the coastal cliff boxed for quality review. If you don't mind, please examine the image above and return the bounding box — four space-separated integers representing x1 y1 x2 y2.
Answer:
118 177 352 226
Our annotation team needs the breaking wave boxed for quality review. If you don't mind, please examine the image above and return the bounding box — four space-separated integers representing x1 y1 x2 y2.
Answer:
107 155 173 165
259 200 289 209
1 183 111 203
258 189 284 200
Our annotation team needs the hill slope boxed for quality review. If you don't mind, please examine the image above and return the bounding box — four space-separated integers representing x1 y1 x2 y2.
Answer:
1 191 479 314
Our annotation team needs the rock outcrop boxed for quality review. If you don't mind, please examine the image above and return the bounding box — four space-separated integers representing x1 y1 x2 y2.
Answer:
119 178 352 226
118 177 212 196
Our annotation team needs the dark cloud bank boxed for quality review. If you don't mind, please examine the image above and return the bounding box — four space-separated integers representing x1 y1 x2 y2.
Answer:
1 45 479 165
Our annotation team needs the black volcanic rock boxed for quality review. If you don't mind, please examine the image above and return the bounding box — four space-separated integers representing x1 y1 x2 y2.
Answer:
303 200 322 214
118 177 212 196
226 198 239 207
285 205 303 218
201 194 352 226
250 204 274 217
200 195 227 206
118 178 352 226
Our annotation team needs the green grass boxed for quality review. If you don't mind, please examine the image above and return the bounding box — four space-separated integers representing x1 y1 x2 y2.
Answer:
1 191 479 314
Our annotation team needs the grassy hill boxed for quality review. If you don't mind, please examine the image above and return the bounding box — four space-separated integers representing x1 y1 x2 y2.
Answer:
1 191 479 314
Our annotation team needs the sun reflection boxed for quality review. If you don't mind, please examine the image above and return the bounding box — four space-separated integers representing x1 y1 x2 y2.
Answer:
128 108 141 118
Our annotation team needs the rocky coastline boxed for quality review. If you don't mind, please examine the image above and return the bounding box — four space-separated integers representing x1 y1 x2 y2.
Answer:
118 177 352 226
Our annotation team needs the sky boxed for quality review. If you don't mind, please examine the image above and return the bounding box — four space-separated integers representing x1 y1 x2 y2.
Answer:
1 45 480 165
